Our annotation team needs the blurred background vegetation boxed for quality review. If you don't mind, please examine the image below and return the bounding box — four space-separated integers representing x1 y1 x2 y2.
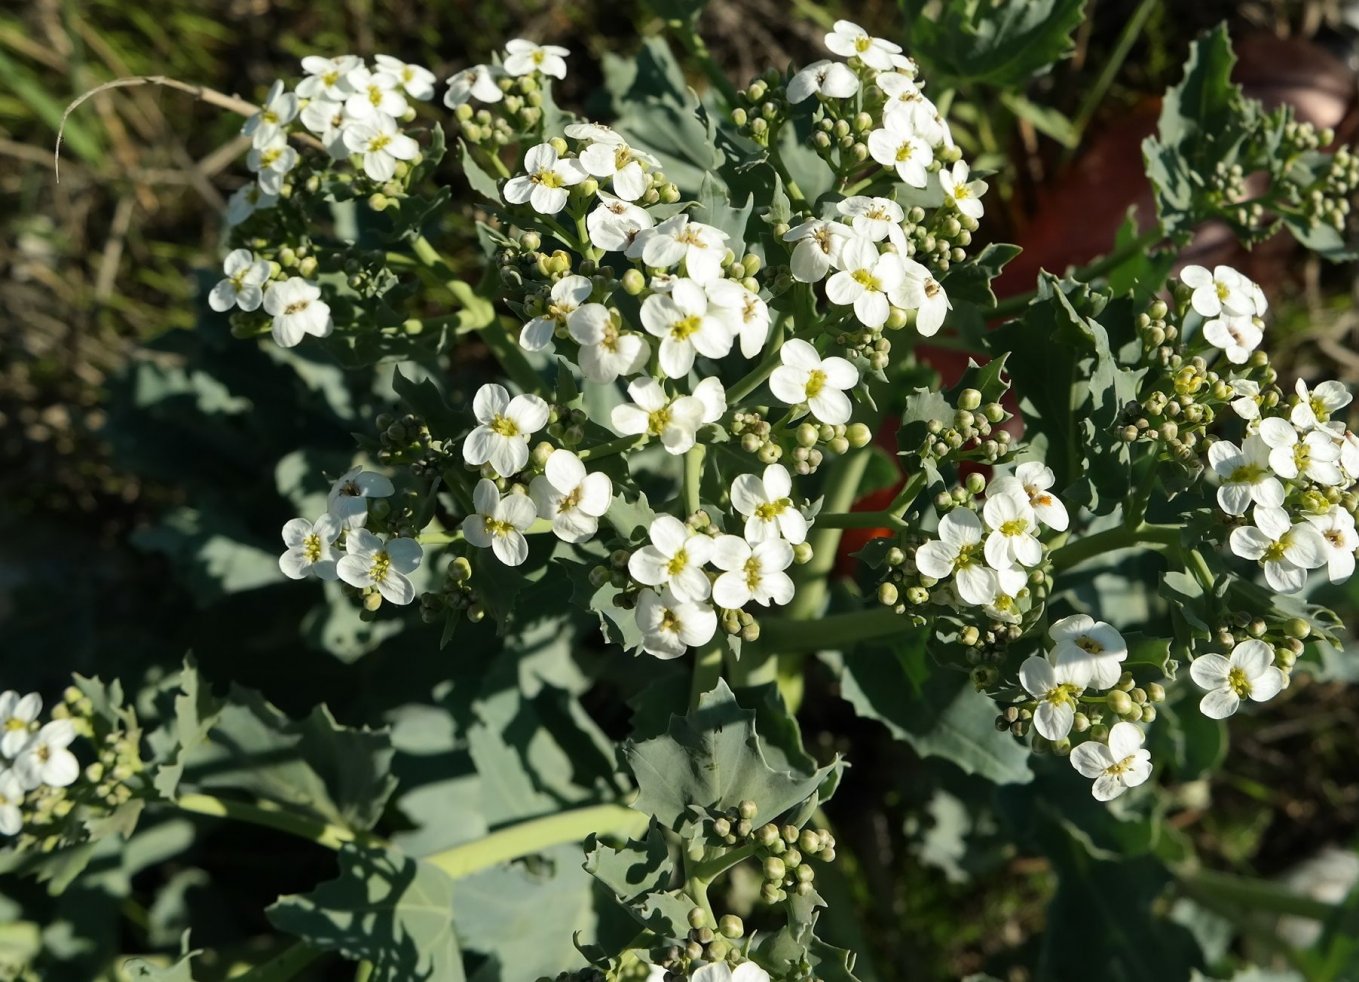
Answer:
3 0 1359 978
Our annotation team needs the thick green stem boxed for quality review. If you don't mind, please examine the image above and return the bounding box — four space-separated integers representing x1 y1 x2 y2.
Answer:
691 842 756 881
424 803 646 878
1179 868 1346 922
175 793 358 851
684 445 705 515
987 229 1162 321
1049 522 1180 571
235 942 324 982
811 510 907 530
578 434 647 462
758 606 907 653
790 449 873 620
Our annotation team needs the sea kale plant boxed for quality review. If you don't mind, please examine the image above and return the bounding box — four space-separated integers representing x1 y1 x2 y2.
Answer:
11 6 1359 981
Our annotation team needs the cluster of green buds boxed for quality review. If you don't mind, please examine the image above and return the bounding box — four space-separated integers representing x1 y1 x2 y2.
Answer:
753 819 836 904
907 387 1011 470
728 74 787 148
373 412 449 480
419 556 485 626
1208 611 1315 681
1297 141 1358 234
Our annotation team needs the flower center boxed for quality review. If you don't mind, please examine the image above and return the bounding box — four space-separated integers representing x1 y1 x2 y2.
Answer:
323 69 340 86
531 50 545 65
490 414 520 437
671 315 702 341
851 268 880 291
955 542 979 569
1262 536 1288 563
1046 682 1080 706
3 718 25 732
303 533 323 564
743 556 763 590
532 169 564 188
283 300 309 315
854 36 871 53
484 516 515 537
367 85 384 107
646 407 671 436
613 146 633 169
660 608 680 633
260 148 283 168
1227 463 1264 485
754 500 788 521
1325 529 1346 548
1215 281 1230 301
895 142 914 162
804 369 827 398
1075 636 1103 654
924 279 941 298
666 548 689 576
953 184 971 200
812 227 834 254
558 486 583 513
369 133 392 153
1107 754 1135 777
369 552 392 582
1000 518 1028 536
1227 666 1253 698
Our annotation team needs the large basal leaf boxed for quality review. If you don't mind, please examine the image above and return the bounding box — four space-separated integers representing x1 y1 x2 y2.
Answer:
902 0 1087 87
622 679 842 831
268 844 464 981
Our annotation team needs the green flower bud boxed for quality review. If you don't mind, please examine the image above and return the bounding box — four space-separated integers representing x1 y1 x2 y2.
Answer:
688 906 707 930
763 857 786 881
719 914 744 939
958 388 982 411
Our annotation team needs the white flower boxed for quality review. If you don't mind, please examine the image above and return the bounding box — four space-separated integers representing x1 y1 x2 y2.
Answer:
895 258 951 337
635 588 717 660
825 237 903 329
629 515 714 602
706 280 771 360
521 275 592 351
769 339 859 425
1070 722 1152 801
336 530 422 604
982 491 1042 569
641 279 734 378
693 377 728 424
502 39 570 79
374 54 436 101
1291 379 1352 433
503 143 588 215
342 114 420 182
242 80 299 149
731 464 807 544
787 60 860 103
1049 614 1128 690
343 65 408 121
462 479 538 566
938 161 987 221
692 962 770 982
1258 417 1343 486
782 218 851 284
263 277 333 348
530 449 612 543
0 692 41 759
299 98 351 159
1229 505 1328 593
297 55 362 100
1180 264 1253 318
13 720 79 790
836 196 904 244
1202 315 1262 365
1190 639 1286 719
877 74 948 145
1230 378 1263 421
710 535 795 608
209 249 270 313
1207 435 1285 516
586 192 655 252
824 20 902 70
462 383 550 477
279 515 342 581
611 378 706 454
1343 430 1359 481
0 771 22 835
326 466 396 528
915 509 996 606
567 304 650 383
627 215 729 283
1308 505 1358 583
988 462 1068 531
578 135 657 202
246 132 299 195
225 184 277 226
983 567 1029 625
867 115 934 187
1019 655 1083 740
444 65 505 107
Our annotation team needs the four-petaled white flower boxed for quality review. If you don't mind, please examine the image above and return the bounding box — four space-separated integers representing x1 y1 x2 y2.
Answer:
586 192 655 252
462 383 550 477
567 304 650 383
502 39 570 79
1258 417 1343 486
576 131 657 202
209 249 270 313
1049 614 1128 690
877 73 948 145
1019 655 1083 741
529 449 612 543
707 280 772 360
627 215 729 284
1308 505 1358 583
299 97 350 159
982 491 1042 569
503 144 588 215
782 219 850 284
629 515 714 602
787 59 860 103
521 275 592 351
1180 264 1253 318
1207 435 1284 516
867 115 934 187
983 567 1030 625
242 80 299 149
462 479 539 566
1070 722 1152 801
374 54 436 101
1190 639 1286 719
938 160 987 221
1291 379 1351 433
837 196 904 244
769 339 859 425
915 509 997 606
246 133 299 195
279 514 342 581
327 466 396 529
343 65 408 121
897 258 951 336
691 963 771 982
711 535 795 609
641 278 734 377
731 464 807 544
0 692 41 759
988 462 1068 531
634 588 717 660
337 530 422 604
0 771 23 835
297 55 362 101
1228 505 1328 593
445 65 504 107
13 719 80 791
1203 315 1262 365
1230 378 1263 421
611 378 706 454
263 277 333 348
342 113 420 182
826 237 903 329
824 19 903 70
226 184 277 226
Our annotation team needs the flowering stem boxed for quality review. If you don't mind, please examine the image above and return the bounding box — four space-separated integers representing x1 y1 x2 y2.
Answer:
668 18 739 108
758 606 906 653
1048 522 1181 571
578 434 647 461
1179 868 1345 922
811 510 907 530
690 842 756 881
174 793 359 851
234 941 324 982
684 445 705 515
985 228 1163 321
887 471 928 519
424 803 646 878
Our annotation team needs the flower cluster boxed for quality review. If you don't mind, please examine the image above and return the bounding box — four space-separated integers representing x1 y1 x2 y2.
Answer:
0 691 80 835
